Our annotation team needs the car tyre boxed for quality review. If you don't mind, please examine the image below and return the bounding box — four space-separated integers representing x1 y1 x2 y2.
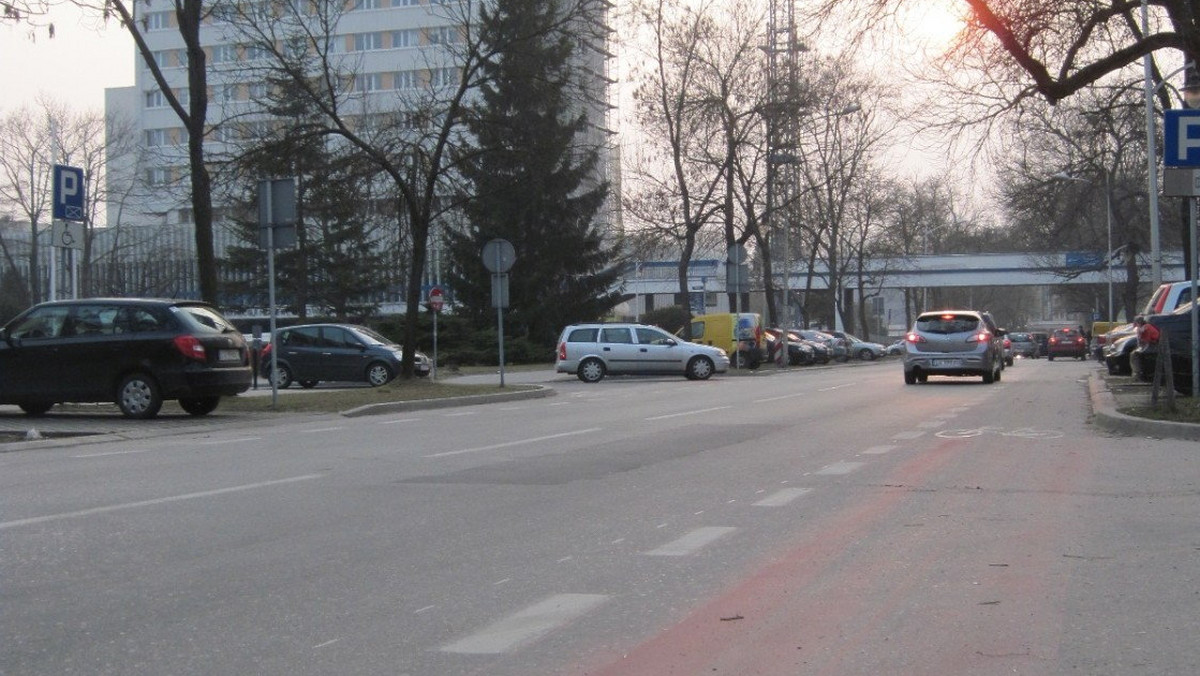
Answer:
577 357 606 383
1047 354 1055 361
1005 356 1014 366
18 402 53 416
858 348 876 361
366 361 394 387
179 396 220 416
686 356 716 380
982 367 996 384
116 373 163 419
299 380 319 389
270 363 294 389
904 371 917 385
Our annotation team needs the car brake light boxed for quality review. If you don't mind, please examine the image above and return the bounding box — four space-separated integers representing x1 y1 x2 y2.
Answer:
904 331 925 344
967 331 992 343
1049 337 1059 345
557 342 567 360
173 334 207 362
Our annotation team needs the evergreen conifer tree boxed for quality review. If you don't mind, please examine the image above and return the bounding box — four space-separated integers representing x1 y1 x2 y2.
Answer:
446 0 623 348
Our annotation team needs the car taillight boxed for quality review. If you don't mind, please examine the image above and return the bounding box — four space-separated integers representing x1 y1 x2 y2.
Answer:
967 331 992 343
905 332 925 344
557 342 567 360
172 334 207 362
1003 338 1011 348
1049 337 1059 345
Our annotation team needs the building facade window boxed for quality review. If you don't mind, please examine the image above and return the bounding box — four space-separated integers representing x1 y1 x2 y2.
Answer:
145 129 169 147
352 32 384 51
211 44 238 64
393 69 419 89
356 73 383 92
391 29 418 48
144 11 170 30
145 90 166 108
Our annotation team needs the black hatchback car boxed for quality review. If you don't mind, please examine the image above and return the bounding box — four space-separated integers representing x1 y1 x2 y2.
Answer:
261 323 431 389
0 298 252 418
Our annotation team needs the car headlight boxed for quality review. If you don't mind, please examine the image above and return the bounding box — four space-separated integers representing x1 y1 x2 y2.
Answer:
714 348 728 357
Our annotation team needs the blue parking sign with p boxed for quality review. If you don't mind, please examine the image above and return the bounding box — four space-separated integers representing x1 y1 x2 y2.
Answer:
1164 110 1200 167
52 164 85 221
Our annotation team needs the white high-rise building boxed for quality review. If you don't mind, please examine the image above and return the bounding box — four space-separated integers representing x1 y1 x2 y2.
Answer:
103 0 618 297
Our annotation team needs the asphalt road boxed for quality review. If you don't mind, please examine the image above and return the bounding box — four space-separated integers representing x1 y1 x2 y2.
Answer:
3 358 1198 675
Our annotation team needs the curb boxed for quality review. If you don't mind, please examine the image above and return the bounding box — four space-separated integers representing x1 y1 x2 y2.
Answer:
340 384 556 417
1089 374 1200 441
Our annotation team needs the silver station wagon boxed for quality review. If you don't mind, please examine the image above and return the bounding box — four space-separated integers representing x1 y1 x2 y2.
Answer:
555 322 730 383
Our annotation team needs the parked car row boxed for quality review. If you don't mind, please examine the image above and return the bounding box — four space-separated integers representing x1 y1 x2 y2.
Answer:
554 318 897 383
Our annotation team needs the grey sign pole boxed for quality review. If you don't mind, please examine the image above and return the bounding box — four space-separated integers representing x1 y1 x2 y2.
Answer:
259 178 297 408
482 239 516 388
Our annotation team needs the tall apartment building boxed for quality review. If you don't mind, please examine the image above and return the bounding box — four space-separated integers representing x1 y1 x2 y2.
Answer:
103 0 618 301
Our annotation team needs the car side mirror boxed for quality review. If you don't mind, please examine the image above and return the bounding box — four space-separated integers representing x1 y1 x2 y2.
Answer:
0 327 9 346
665 338 677 347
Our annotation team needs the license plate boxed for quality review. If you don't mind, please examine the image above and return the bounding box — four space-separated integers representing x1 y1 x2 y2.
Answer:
219 349 240 361
932 358 962 368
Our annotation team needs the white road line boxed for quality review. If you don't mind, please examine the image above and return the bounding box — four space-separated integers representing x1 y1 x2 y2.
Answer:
422 428 601 458
0 474 323 531
301 427 344 434
73 448 154 458
861 445 896 455
645 406 731 421
916 420 947 429
379 418 422 425
440 593 609 654
754 487 812 507
892 430 926 440
754 392 808 403
815 461 865 475
192 437 263 446
818 384 852 392
645 526 737 556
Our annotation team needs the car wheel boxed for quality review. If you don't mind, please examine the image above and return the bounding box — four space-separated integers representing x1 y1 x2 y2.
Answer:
116 373 163 419
577 357 606 383
686 356 715 380
1047 354 1055 361
179 396 220 416
366 361 394 387
995 364 1002 382
299 380 319 389
858 348 876 361
904 371 917 385
983 366 996 384
18 402 53 416
1005 357 1014 366
916 373 928 383
1107 361 1119 375
270 363 294 389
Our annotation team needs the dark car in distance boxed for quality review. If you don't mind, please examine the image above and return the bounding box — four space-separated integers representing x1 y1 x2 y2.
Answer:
0 298 252 418
262 323 431 389
1046 327 1088 361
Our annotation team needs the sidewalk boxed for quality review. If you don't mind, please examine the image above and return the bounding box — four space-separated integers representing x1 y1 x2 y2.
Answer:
1089 372 1200 441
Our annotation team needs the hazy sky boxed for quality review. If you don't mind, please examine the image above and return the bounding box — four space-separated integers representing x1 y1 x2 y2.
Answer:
0 5 133 114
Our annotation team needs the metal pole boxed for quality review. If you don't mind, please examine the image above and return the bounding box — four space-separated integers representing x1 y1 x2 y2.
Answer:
1143 0 1163 287
1105 172 1114 322
1190 197 1198 396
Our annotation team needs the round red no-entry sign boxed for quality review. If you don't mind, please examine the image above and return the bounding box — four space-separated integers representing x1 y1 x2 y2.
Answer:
428 286 444 311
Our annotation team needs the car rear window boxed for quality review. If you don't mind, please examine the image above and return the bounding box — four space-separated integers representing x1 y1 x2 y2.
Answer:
567 327 598 342
915 314 980 334
1010 332 1032 341
173 305 237 334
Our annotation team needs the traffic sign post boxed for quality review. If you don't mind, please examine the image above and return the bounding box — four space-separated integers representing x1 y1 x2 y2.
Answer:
481 239 516 387
428 286 443 380
51 164 85 300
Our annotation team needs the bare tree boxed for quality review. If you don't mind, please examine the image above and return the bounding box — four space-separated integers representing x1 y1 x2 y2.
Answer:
224 0 610 376
68 0 221 303
623 0 771 326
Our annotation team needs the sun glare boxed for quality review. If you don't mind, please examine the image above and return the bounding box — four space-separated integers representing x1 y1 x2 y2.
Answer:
900 1 967 54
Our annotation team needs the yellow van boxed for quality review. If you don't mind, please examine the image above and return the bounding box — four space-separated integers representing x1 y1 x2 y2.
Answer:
686 313 765 369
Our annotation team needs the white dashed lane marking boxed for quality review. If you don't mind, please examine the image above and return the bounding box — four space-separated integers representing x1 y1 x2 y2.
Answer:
815 461 865 475
754 487 813 507
862 444 896 455
645 527 737 556
440 593 609 654
892 430 926 440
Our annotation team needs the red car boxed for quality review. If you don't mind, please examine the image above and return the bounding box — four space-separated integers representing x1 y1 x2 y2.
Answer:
1046 327 1088 361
